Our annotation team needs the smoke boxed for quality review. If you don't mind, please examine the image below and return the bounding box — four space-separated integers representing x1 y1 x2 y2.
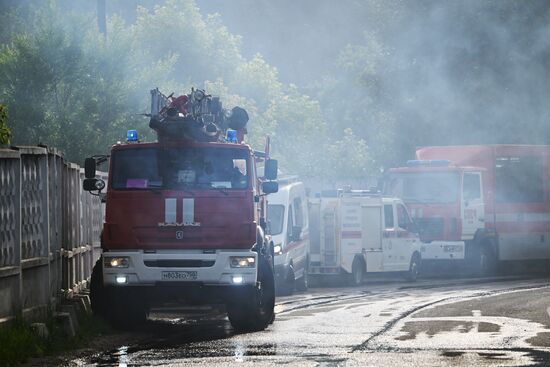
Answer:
196 0 550 167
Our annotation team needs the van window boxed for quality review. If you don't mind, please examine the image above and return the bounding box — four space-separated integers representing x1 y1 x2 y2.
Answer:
463 173 481 201
384 205 394 229
287 205 294 243
267 204 284 235
495 156 543 203
397 204 411 230
293 198 304 228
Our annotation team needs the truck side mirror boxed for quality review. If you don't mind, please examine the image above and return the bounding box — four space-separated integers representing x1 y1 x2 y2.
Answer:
83 178 105 192
84 158 96 179
265 159 278 180
262 181 278 194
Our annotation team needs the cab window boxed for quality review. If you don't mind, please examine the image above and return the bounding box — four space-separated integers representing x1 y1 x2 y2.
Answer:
384 205 394 229
463 172 481 201
293 197 304 228
397 204 411 230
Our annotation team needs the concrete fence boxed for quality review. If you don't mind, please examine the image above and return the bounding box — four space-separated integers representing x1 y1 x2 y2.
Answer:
0 146 105 323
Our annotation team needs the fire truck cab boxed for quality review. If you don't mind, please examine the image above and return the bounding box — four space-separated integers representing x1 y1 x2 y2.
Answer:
385 162 486 266
308 190 422 284
83 88 279 332
385 145 550 274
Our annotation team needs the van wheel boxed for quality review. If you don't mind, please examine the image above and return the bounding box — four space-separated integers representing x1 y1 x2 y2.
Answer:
349 257 365 286
227 256 275 332
406 254 420 282
277 265 295 296
296 261 309 292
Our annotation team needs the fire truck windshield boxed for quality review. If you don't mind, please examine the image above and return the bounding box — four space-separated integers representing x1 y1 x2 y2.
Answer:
386 172 459 203
111 147 249 190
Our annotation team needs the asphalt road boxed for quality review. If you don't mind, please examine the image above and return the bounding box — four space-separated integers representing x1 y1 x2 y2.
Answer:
65 275 550 367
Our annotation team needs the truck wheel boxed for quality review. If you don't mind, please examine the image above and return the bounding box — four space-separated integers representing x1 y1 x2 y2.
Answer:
406 254 420 282
478 243 497 276
90 258 109 319
349 257 365 286
227 257 275 332
110 290 148 329
296 261 309 292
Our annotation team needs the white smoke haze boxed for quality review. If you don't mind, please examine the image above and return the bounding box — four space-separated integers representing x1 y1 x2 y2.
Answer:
1 0 549 180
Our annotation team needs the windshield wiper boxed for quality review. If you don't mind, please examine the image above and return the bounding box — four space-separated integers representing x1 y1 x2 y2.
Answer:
211 187 229 196
196 183 229 195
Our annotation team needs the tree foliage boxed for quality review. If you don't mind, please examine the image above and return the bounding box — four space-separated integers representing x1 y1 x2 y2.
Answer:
0 104 10 145
0 0 373 181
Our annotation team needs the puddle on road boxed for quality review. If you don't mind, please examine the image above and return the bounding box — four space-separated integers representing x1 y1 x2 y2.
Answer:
395 320 501 341
441 350 464 357
87 340 279 366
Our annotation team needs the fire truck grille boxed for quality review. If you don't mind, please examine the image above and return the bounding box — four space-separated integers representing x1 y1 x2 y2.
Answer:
144 260 215 268
415 218 444 237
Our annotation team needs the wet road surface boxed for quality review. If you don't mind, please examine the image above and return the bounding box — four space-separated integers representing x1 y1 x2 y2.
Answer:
68 276 550 366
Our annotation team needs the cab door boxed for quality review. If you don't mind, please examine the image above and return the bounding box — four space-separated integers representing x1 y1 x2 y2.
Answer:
394 203 416 271
361 204 383 272
382 204 398 271
462 172 485 238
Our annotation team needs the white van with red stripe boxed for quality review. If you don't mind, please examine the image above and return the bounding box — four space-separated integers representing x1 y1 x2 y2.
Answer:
268 177 310 295
309 190 422 285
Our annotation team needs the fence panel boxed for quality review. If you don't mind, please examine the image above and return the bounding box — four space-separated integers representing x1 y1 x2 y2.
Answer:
0 149 21 319
0 146 106 321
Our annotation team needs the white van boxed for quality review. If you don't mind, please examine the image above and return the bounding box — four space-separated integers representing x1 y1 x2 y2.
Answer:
309 190 422 284
267 177 310 295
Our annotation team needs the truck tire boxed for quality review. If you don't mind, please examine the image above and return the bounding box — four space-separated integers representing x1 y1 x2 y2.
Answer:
91 258 147 328
296 260 309 292
227 256 275 332
349 257 365 286
406 253 421 282
90 258 109 319
477 242 497 276
110 289 148 329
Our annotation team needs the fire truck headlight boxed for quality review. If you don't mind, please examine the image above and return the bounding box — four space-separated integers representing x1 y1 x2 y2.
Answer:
230 256 256 268
232 275 244 284
273 244 282 255
104 257 130 268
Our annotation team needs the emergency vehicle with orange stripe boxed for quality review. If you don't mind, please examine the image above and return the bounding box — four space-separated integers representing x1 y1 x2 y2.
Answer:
308 189 422 285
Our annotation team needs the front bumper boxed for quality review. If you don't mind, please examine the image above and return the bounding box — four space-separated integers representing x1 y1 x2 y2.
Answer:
102 250 258 287
420 241 466 260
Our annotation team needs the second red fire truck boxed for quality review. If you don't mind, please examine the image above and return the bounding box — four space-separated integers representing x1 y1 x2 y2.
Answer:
384 145 550 274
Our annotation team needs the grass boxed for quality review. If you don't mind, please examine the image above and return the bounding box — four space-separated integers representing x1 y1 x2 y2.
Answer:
0 311 113 367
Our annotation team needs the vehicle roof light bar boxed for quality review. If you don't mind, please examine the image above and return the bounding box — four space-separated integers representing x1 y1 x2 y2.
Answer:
406 159 451 167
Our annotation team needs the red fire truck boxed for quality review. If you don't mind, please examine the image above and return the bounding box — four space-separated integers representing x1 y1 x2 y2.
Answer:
384 145 550 273
83 88 279 331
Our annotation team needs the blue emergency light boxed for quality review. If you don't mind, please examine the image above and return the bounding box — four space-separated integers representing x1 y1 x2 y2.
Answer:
226 129 238 143
127 130 138 142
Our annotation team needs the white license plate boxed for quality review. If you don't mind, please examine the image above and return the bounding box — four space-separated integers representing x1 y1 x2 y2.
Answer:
161 271 198 281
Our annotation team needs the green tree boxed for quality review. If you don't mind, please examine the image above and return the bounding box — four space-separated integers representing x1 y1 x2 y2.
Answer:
0 104 10 145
